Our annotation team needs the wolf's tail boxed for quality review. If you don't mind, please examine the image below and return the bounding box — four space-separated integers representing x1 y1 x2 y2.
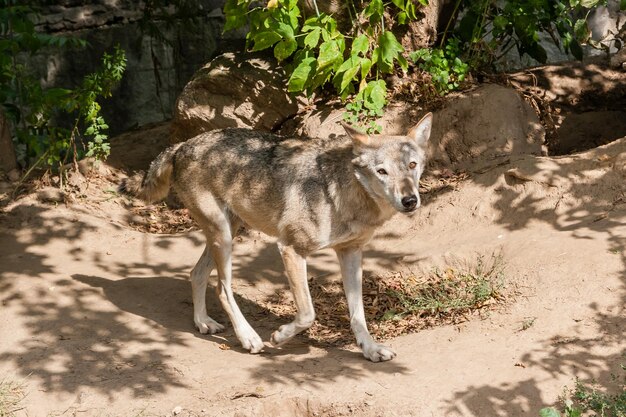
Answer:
119 143 183 203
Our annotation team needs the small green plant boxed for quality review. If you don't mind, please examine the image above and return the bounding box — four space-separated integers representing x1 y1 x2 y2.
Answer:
410 38 469 95
520 316 537 331
572 372 626 417
540 400 582 417
541 365 626 417
0 378 25 417
223 0 426 132
0 1 126 175
74 46 127 161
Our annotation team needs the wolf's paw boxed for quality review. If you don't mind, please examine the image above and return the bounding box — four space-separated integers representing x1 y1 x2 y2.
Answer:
269 325 295 347
362 343 396 362
194 315 225 335
238 329 264 354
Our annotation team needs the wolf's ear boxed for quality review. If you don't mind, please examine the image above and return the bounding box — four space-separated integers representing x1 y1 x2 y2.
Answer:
341 121 371 151
407 112 433 148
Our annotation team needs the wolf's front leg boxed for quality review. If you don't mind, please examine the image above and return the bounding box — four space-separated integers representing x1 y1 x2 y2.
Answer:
335 247 396 362
211 222 264 353
270 243 316 346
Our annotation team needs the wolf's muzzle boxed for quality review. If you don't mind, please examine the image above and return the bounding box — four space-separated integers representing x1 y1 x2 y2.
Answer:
401 195 419 211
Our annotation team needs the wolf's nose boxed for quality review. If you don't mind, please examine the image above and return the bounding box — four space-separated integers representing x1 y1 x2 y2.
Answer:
401 195 418 210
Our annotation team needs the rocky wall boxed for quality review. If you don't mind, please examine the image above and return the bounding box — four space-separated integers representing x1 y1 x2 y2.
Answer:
28 0 243 136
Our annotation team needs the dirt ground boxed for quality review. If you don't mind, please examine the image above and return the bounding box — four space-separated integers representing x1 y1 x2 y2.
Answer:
1 66 625 417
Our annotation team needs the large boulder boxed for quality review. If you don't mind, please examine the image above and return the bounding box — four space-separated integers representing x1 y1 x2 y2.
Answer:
170 52 301 144
425 84 545 170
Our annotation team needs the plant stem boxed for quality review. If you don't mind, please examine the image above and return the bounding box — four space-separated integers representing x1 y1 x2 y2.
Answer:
312 0 320 17
11 150 49 199
440 0 462 47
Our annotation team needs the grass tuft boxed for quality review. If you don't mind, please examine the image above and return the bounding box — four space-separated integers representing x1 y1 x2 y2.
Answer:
367 252 507 339
0 379 25 417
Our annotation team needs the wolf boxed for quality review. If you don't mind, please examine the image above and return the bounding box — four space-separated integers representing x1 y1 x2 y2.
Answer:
121 113 433 362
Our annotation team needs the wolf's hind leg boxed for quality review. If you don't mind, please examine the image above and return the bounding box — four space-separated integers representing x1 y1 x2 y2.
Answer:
270 243 315 346
184 191 263 353
336 247 396 362
191 247 224 334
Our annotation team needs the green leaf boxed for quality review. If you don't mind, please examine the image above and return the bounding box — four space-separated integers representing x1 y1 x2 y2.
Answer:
274 38 297 60
288 57 316 92
340 68 360 93
360 57 372 80
580 0 599 7
363 0 384 21
525 42 548 63
397 11 408 25
351 34 369 57
44 88 71 100
391 0 405 10
377 31 405 73
251 31 282 51
339 60 360 93
457 10 480 42
407 2 418 19
318 40 341 69
287 3 300 26
621 0 626 10
303 28 321 48
493 15 508 31
569 38 583 60
275 22 295 40
309 66 333 90
223 0 249 31
397 54 408 72
567 408 582 417
381 310 397 321
539 407 561 417
363 80 386 111
574 19 591 43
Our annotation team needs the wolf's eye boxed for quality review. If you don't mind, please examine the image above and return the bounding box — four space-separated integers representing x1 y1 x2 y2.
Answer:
409 161 417 169
377 168 388 175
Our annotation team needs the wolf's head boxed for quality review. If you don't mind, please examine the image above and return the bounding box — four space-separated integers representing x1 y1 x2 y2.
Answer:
342 113 433 215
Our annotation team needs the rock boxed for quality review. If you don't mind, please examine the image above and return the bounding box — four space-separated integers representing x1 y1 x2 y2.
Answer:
67 170 87 192
26 4 230 139
609 48 626 69
77 157 111 177
172 405 183 415
0 181 11 194
37 187 66 203
426 84 545 170
170 52 301 144
7 169 21 183
107 121 171 171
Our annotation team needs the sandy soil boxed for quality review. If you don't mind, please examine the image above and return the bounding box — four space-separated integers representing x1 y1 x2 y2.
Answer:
1 76 625 416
